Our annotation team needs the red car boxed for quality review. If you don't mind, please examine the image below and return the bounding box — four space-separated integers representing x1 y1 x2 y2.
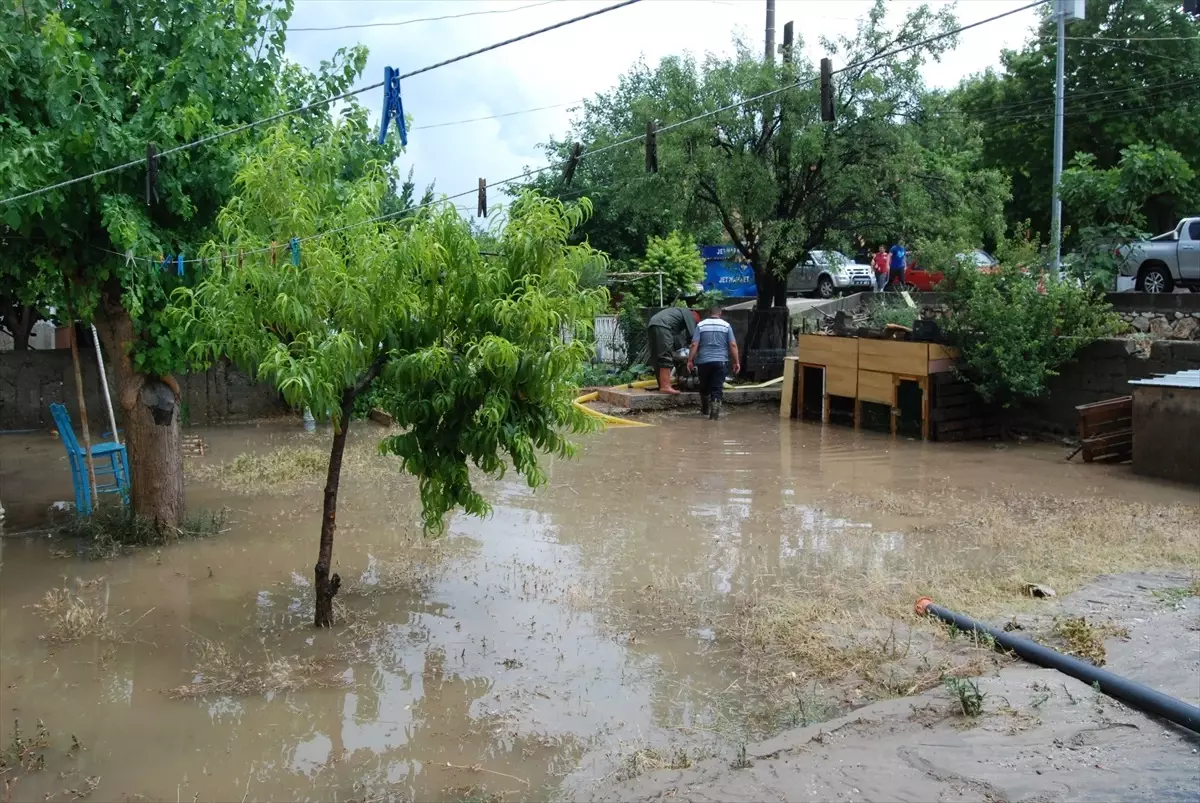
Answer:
896 249 998 291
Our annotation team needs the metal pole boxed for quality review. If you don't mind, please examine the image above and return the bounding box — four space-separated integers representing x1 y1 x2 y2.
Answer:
765 0 776 63
91 324 119 445
1051 1 1065 271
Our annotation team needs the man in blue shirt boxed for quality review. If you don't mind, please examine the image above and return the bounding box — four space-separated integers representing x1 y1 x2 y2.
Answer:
687 305 740 420
889 242 907 288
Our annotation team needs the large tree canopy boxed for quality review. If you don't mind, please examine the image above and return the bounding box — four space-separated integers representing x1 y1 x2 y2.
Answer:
954 0 1200 239
519 1 1008 311
0 0 419 527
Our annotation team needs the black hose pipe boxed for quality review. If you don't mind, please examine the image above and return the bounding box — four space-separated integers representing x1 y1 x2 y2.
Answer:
915 597 1200 734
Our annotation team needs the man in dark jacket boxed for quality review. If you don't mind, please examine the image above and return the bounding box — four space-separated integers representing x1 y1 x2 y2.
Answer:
646 306 699 394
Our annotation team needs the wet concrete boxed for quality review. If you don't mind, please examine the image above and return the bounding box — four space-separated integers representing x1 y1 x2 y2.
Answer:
0 411 1197 802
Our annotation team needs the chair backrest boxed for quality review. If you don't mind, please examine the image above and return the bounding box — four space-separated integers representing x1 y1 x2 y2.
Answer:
49 403 82 455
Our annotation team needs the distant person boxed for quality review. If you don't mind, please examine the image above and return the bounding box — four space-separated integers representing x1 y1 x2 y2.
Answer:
646 306 700 394
687 305 740 420
889 241 907 289
872 245 890 292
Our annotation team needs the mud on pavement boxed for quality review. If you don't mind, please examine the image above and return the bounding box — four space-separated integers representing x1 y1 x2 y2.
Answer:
583 572 1200 803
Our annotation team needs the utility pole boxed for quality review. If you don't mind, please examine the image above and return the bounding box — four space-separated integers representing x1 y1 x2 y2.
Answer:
1051 0 1084 271
765 0 776 63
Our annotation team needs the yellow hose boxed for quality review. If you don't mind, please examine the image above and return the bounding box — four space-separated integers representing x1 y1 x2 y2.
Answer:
573 392 653 428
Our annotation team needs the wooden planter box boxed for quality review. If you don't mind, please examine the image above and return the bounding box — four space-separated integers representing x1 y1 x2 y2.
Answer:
789 334 969 440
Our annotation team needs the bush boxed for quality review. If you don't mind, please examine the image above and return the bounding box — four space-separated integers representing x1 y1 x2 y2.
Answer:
942 263 1122 405
627 231 705 307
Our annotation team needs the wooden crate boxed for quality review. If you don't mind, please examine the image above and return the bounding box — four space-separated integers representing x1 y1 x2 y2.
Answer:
1076 396 1133 463
858 339 930 376
857 369 894 405
798 334 858 369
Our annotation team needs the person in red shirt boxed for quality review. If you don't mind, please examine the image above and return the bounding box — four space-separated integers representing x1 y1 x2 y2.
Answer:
871 245 890 292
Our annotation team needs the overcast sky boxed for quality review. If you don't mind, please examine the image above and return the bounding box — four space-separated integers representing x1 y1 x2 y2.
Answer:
284 0 1043 219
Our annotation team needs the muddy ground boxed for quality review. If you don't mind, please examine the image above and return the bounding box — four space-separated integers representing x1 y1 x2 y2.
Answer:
1 409 1197 801
586 571 1200 803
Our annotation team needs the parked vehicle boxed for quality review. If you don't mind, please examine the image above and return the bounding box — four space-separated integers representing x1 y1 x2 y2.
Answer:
902 249 998 291
1117 217 1200 293
786 250 875 298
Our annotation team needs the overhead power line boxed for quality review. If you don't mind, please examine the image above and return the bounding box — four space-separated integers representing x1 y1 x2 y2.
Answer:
0 0 644 208
290 0 555 32
411 99 586 131
111 0 1053 267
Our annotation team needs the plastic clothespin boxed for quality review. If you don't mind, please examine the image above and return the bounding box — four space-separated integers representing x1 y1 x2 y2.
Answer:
177 254 184 277
563 142 582 187
645 121 658 173
378 66 408 147
477 178 487 218
160 254 170 272
124 250 135 268
238 249 244 269
290 237 300 267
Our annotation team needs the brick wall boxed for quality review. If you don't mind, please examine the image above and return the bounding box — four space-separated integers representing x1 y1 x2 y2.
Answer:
0 350 287 432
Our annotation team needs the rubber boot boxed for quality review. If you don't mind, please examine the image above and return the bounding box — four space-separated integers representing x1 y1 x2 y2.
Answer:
657 367 680 394
709 397 722 420
699 393 710 416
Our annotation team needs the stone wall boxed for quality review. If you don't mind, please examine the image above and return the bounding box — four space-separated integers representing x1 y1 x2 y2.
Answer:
0 349 287 432
1116 310 1200 341
1019 339 1200 431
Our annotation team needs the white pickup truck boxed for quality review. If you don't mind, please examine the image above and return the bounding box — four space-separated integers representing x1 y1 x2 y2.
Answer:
1118 217 1200 292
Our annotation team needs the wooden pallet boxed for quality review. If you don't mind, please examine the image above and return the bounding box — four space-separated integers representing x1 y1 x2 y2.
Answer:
1076 396 1132 463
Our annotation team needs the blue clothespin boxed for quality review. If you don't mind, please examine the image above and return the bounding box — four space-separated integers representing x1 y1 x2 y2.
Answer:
290 238 300 267
177 253 184 276
378 66 408 147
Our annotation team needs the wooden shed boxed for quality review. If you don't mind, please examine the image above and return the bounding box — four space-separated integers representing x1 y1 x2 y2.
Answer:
782 334 975 440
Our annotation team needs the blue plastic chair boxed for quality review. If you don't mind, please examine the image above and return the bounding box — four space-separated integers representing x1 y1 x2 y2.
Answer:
49 403 130 516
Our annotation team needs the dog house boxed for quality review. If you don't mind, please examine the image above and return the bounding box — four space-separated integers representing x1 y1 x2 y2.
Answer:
781 335 969 440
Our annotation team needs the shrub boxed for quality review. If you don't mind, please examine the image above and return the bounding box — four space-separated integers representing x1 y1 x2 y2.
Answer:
627 231 705 307
942 262 1121 405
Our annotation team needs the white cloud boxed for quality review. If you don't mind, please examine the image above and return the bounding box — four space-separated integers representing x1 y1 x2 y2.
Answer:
285 0 1040 216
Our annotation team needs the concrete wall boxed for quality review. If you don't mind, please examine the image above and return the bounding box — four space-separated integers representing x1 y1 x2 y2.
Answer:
1133 385 1200 485
0 350 287 432
1019 339 1200 432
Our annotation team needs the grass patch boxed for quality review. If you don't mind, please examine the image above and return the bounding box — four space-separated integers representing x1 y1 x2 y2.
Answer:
1151 579 1200 604
165 635 345 699
943 675 986 716
614 746 696 782
57 505 228 560
867 300 920 329
187 438 402 492
33 586 118 643
1052 616 1129 666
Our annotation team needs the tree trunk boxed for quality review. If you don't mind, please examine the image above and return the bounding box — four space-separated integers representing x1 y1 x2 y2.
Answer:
94 299 185 530
2 305 36 350
313 390 357 628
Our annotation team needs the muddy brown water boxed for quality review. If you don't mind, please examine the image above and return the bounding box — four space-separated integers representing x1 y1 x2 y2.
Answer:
0 411 1195 802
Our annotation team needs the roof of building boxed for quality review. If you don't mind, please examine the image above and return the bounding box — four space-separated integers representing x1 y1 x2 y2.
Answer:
1129 369 1200 389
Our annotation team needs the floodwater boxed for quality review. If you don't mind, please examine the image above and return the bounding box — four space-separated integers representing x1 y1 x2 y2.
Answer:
0 410 1196 802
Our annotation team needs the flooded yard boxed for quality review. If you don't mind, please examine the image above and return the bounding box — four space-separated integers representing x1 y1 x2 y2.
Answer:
1 409 1197 802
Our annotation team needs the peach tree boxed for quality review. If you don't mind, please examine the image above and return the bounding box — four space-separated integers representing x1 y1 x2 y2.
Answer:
170 125 607 626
